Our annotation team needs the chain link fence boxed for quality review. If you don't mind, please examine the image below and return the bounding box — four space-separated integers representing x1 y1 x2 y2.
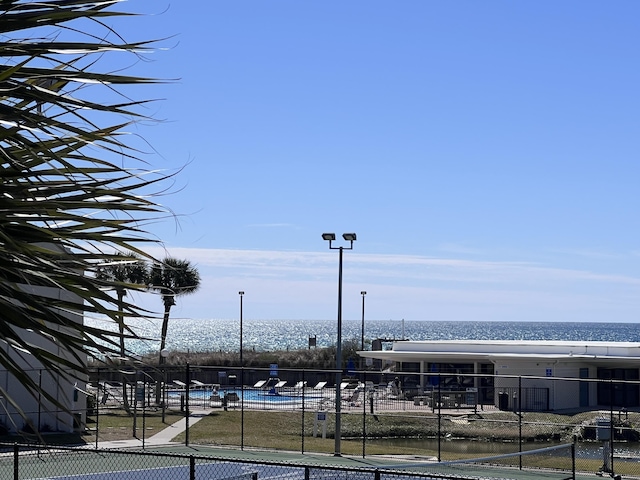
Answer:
3 442 567 480
8 365 640 478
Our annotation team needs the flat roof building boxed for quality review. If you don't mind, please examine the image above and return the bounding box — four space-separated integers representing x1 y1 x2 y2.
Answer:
359 340 640 411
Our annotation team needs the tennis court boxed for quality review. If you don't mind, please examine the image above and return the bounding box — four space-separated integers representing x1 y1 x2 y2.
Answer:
18 463 575 480
4 442 583 480
25 462 275 480
10 457 369 480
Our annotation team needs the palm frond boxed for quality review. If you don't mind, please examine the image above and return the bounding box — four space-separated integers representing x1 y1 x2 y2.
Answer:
0 0 174 421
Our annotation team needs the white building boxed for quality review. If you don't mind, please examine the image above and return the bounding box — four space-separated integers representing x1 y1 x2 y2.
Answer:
0 283 87 434
359 340 640 411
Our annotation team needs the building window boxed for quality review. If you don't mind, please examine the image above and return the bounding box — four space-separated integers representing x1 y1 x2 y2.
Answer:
597 368 640 407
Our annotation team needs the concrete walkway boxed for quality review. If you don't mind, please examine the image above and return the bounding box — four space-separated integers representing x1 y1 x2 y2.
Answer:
97 409 210 449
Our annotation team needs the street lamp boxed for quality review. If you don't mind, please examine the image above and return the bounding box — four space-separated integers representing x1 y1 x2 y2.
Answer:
239 291 244 450
322 232 356 456
239 291 244 364
360 291 367 352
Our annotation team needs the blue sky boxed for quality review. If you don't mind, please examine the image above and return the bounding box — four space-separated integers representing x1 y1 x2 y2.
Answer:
109 1 640 323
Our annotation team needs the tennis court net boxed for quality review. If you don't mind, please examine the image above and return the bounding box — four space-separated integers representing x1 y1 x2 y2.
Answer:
376 442 576 480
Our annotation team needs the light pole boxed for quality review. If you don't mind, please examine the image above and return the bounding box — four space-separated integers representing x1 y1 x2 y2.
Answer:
360 291 366 369
322 232 356 457
239 291 244 364
239 291 244 450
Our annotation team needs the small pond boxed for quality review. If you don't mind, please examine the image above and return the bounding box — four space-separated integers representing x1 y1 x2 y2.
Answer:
365 437 640 461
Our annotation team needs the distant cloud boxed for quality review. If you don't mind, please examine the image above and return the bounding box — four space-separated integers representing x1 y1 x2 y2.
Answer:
146 246 640 286
135 246 640 322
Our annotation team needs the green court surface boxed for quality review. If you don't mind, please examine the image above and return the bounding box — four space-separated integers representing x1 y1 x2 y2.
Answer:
1 443 593 480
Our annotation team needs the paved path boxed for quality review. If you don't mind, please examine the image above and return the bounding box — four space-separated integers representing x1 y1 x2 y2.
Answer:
97 409 209 449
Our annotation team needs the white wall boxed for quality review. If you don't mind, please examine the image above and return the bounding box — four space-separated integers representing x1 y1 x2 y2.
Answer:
493 359 598 411
0 283 87 434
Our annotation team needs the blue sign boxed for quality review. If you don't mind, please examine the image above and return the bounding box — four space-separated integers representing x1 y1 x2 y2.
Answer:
430 363 439 386
546 368 553 377
270 363 278 376
346 358 355 375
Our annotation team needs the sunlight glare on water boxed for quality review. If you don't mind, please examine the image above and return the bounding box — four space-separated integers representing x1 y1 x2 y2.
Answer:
85 318 640 356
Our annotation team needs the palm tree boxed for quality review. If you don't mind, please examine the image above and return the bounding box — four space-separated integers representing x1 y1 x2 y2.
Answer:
96 252 149 412
149 258 201 365
0 1 170 419
96 253 150 357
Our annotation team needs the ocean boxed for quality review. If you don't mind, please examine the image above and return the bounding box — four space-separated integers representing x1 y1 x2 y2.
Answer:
86 318 640 356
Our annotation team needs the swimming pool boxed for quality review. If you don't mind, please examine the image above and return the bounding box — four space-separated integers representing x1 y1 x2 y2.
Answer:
168 388 326 404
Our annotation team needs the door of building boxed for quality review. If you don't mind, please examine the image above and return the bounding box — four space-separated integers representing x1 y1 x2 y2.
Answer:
579 368 589 407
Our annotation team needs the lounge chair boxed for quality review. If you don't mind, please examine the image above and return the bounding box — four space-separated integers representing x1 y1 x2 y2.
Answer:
209 393 223 407
293 381 307 389
343 389 362 407
313 381 327 390
274 380 287 388
254 380 267 388
225 392 239 402
222 392 239 410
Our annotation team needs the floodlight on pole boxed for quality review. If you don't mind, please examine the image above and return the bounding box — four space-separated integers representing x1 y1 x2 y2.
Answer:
360 291 367 353
239 291 244 364
322 232 356 457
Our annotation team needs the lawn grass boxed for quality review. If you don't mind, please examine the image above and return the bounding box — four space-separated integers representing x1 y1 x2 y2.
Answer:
4 405 639 478
89 408 186 443
174 410 440 456
5 407 636 478
0 408 189 445
172 408 612 456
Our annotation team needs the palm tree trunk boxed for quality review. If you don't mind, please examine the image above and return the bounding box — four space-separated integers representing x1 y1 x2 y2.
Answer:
155 302 172 404
158 304 171 362
117 291 132 414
